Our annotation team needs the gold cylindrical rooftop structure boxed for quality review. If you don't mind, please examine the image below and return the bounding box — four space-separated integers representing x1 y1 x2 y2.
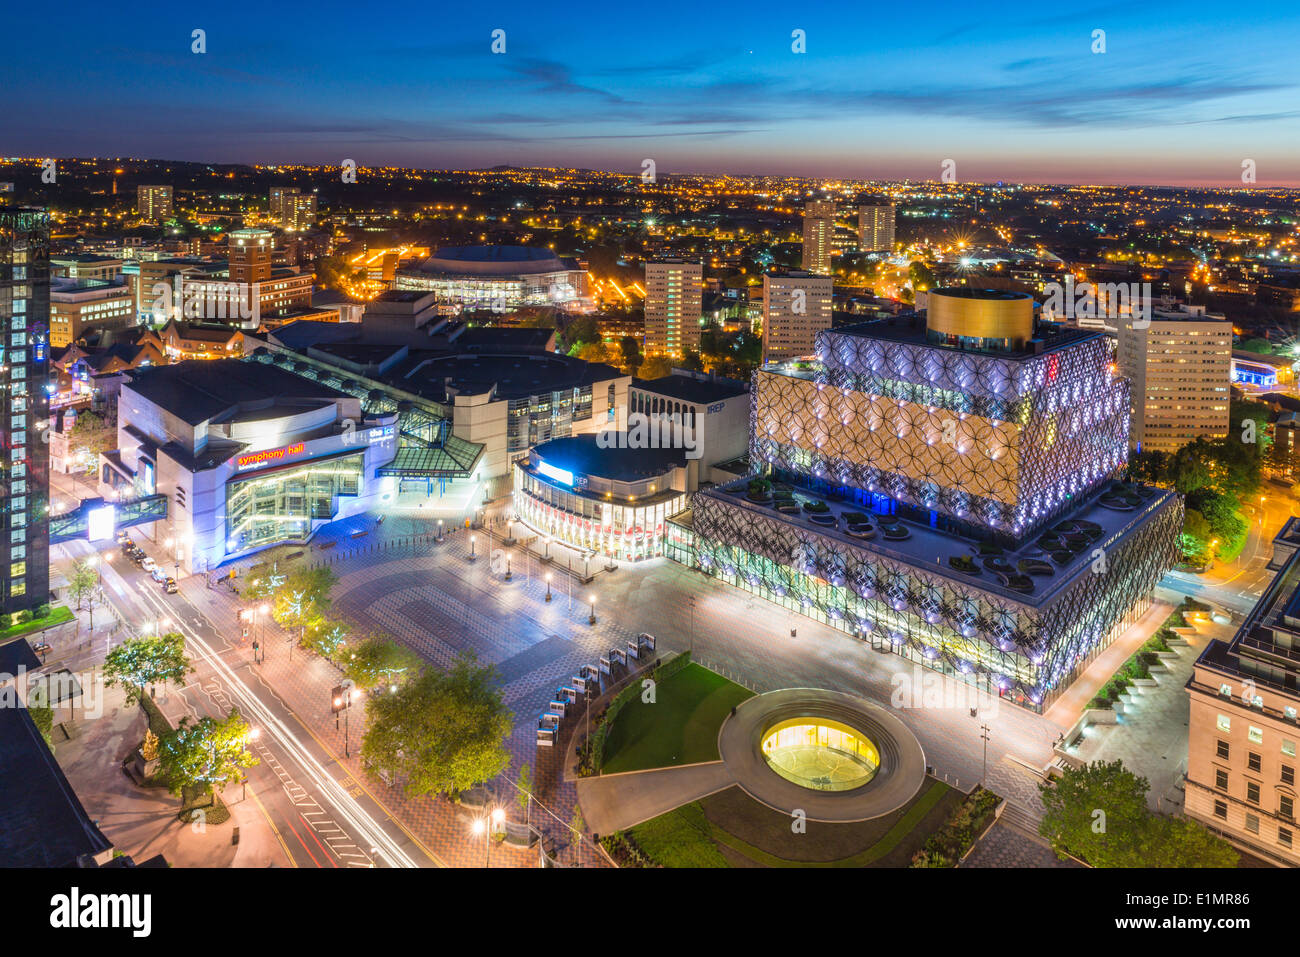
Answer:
927 288 1034 347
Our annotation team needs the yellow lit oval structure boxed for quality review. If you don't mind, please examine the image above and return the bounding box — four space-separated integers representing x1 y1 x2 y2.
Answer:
760 717 881 791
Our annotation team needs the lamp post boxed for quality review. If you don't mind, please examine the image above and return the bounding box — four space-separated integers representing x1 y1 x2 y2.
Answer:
545 572 552 603
544 536 551 561
469 535 477 562
588 594 597 625
332 683 360 758
980 723 991 786
436 519 444 543
472 807 505 867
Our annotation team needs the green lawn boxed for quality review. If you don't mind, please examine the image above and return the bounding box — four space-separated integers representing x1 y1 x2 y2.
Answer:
625 779 960 868
600 663 754 774
0 606 75 642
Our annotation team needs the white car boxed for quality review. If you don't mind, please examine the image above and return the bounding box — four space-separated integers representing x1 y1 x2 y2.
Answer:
140 557 158 573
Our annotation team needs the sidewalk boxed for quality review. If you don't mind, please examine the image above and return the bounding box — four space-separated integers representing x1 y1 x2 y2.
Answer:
179 537 591 867
52 683 279 867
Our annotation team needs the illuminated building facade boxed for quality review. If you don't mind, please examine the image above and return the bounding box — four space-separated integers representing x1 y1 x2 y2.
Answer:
136 185 173 222
762 270 833 363
801 200 836 275
513 434 689 562
102 359 398 573
0 208 51 612
395 245 587 310
858 203 896 254
1117 303 1231 453
667 289 1182 711
644 258 703 355
1186 519 1300 866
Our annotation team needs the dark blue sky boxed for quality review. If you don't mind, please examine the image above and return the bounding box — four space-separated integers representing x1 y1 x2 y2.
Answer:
7 0 1299 185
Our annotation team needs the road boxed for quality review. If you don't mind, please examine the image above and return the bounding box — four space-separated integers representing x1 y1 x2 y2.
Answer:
55 537 435 869
1160 493 1296 617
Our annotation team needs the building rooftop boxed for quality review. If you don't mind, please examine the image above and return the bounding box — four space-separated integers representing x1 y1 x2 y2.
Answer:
633 371 749 404
0 706 113 867
532 432 686 482
826 314 1099 360
124 359 350 426
694 476 1178 610
1198 518 1300 698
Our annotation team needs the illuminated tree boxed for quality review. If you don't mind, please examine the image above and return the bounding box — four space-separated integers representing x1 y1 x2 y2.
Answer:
158 708 259 800
361 652 511 798
103 633 193 705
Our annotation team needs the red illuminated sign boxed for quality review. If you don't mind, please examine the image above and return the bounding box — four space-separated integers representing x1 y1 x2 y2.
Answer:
236 442 306 471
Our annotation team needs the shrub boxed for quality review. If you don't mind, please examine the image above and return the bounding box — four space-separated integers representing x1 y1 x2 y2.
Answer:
35 603 51 620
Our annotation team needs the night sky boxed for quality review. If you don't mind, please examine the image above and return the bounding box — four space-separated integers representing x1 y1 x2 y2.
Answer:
7 0 1300 185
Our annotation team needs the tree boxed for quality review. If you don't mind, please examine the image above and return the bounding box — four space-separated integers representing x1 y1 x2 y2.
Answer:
516 763 533 827
158 708 258 800
361 652 512 798
68 410 116 472
103 633 193 706
574 341 613 366
637 355 674 379
1038 760 1149 866
344 636 420 692
304 618 350 660
272 565 337 636
909 260 936 291
1141 814 1238 867
67 560 99 611
618 335 642 374
1038 759 1233 867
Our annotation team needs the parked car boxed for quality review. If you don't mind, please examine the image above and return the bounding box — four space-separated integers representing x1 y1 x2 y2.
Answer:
162 577 178 594
150 566 166 583
140 557 157 573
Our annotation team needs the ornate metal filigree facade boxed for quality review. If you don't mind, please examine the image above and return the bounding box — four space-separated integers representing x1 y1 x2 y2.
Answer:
677 487 1182 711
751 329 1129 544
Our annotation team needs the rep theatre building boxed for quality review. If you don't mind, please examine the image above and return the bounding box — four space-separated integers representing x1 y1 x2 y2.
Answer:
101 359 398 573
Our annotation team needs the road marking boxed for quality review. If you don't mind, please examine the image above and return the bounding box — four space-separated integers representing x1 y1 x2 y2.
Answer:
248 784 297 867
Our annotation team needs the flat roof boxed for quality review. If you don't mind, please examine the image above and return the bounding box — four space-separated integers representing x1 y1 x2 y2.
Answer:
125 359 350 426
633 372 748 404
533 433 685 481
828 315 1099 360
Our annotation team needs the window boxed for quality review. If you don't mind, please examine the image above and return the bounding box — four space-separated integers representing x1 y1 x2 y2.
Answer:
1217 740 1231 759
1247 782 1261 805
1249 752 1262 772
1281 828 1293 849
1215 769 1229 790
1246 813 1260 834
1250 726 1264 744
1217 715 1232 733
1214 800 1228 819
1287 707 1298 722
1285 765 1295 786
1219 683 1233 697
1281 795 1294 820
1284 740 1296 758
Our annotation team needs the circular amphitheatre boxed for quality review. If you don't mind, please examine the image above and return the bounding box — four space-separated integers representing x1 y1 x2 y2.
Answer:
716 688 927 823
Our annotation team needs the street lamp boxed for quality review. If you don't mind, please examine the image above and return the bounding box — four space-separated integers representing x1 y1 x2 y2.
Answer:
332 684 360 758
545 572 553 603
469 535 477 562
588 594 597 625
472 807 506 867
437 519 444 543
